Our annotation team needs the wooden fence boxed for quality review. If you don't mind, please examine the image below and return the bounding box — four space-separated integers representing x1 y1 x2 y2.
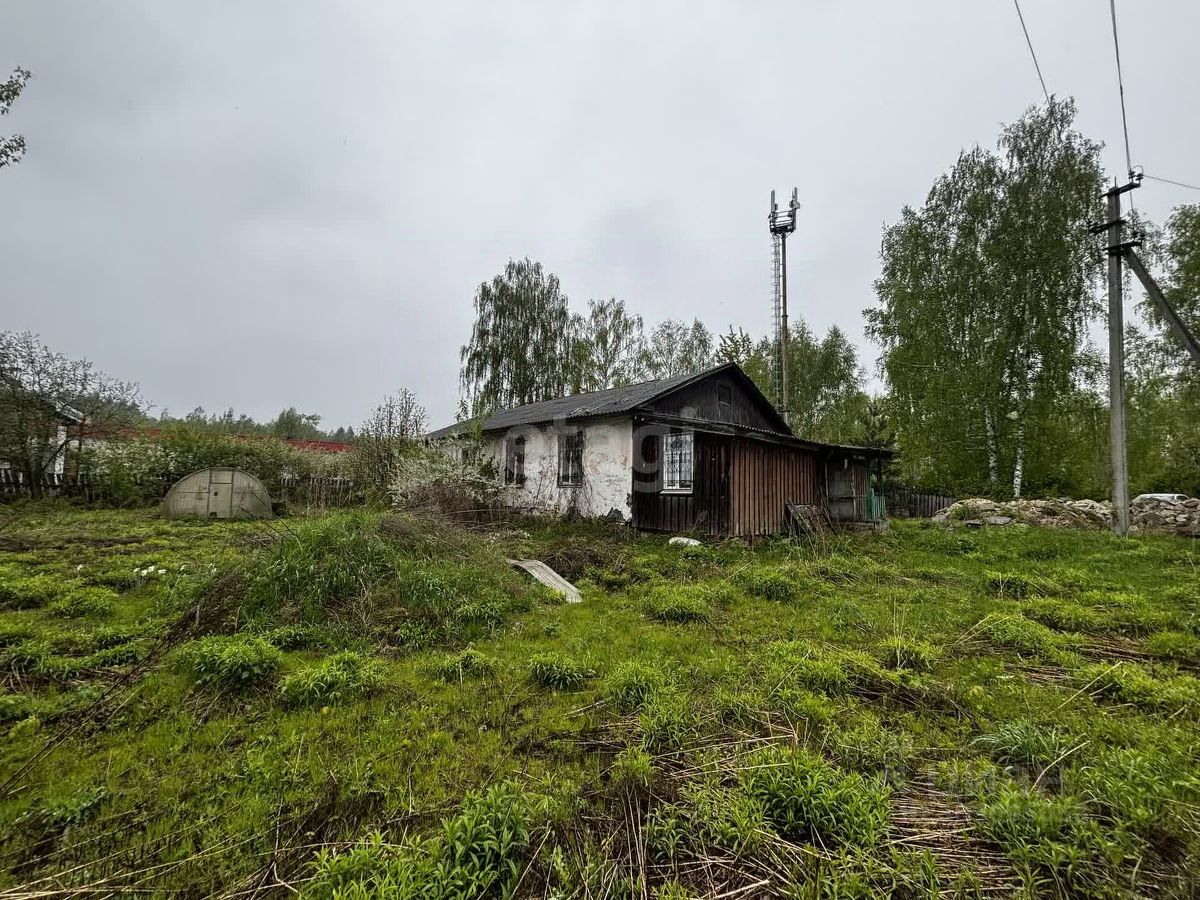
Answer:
0 469 361 508
888 486 956 519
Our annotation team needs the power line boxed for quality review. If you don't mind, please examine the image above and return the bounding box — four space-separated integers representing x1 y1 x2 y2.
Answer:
1011 0 1050 103
1144 174 1200 193
1108 0 1134 177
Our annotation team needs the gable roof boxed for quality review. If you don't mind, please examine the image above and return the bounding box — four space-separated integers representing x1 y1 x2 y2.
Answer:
427 363 788 439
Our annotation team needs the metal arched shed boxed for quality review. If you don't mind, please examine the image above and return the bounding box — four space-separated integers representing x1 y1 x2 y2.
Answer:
163 467 273 519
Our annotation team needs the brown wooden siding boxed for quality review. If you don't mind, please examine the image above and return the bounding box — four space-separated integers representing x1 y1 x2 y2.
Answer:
632 431 730 535
634 429 823 537
647 372 783 433
727 439 821 536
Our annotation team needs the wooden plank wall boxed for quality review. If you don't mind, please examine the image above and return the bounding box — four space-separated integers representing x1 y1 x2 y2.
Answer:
632 432 729 535
728 441 820 536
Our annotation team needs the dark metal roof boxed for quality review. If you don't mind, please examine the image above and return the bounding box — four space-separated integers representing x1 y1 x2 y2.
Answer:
427 362 893 458
427 367 716 440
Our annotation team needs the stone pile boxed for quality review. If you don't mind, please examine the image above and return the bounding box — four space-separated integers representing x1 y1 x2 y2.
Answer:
932 495 1200 536
1130 495 1200 537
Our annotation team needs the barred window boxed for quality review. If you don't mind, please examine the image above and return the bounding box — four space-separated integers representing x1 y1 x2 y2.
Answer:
504 436 525 485
558 431 584 486
663 431 693 492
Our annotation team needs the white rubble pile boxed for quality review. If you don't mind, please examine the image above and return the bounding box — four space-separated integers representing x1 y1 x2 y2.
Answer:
932 495 1200 536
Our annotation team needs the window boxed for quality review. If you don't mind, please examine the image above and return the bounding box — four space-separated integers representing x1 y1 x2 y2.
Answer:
504 435 525 485
718 383 732 408
663 431 693 492
558 430 584 486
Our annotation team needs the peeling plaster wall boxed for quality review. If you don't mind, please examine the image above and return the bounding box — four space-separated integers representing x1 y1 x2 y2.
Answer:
483 416 633 520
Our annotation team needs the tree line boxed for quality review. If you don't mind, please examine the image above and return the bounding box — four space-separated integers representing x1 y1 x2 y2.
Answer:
457 259 874 444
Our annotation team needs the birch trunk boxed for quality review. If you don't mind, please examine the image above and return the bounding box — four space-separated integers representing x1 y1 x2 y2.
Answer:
985 410 999 487
1011 417 1026 499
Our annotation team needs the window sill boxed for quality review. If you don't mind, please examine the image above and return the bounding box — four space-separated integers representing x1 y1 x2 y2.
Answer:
660 488 693 495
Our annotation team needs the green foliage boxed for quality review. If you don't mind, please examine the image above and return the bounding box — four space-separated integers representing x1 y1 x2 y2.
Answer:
737 567 802 603
179 635 281 690
606 661 668 713
867 98 1106 497
305 781 531 899
1077 662 1199 713
47 587 117 619
978 614 1065 658
643 585 711 623
830 714 914 777
1144 630 1200 666
609 746 654 792
973 719 1076 772
978 783 1115 895
428 648 497 683
638 689 697 752
244 515 395 619
0 575 62 610
743 746 890 849
879 638 939 672
279 652 383 707
528 652 597 690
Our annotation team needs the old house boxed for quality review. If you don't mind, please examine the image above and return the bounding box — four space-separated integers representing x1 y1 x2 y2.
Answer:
428 363 890 537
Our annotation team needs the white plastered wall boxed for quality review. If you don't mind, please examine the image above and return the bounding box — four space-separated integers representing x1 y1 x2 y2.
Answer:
483 416 633 520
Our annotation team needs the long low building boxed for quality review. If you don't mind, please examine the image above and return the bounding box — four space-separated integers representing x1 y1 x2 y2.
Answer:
428 363 891 537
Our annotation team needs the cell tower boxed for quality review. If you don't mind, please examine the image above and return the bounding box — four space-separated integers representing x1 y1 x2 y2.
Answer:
769 188 799 426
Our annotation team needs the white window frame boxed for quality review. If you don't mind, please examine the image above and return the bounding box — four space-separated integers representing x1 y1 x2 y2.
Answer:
662 431 694 494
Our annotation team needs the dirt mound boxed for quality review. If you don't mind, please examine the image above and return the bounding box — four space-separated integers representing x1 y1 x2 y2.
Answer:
933 496 1200 536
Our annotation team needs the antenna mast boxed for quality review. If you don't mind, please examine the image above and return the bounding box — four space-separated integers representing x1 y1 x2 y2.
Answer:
769 188 800 426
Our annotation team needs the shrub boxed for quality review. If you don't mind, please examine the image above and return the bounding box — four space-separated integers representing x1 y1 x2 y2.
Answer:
48 587 117 619
879 638 939 672
0 576 62 610
743 746 890 849
428 648 497 683
179 635 281 690
279 651 383 706
528 652 597 690
606 661 668 713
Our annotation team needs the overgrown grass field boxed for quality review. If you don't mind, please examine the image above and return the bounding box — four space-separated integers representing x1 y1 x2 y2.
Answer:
1 504 1197 898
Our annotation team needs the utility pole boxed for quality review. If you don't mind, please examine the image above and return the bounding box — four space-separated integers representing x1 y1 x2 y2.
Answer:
1095 175 1141 537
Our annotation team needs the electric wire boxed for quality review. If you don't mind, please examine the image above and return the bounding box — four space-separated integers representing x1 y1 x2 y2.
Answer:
1108 0 1134 178
1011 0 1050 103
1143 174 1200 193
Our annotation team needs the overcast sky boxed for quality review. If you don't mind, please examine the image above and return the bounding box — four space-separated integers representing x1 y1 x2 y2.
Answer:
2 2 1198 430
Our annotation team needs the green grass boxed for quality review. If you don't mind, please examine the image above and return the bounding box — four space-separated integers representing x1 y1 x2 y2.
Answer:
0 505 1198 897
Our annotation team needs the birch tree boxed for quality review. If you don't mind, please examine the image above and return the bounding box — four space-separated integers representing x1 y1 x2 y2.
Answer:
459 258 575 417
1 67 30 170
868 98 1103 497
